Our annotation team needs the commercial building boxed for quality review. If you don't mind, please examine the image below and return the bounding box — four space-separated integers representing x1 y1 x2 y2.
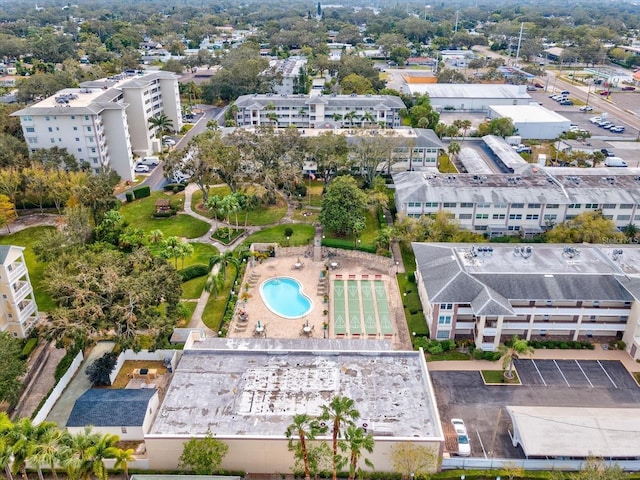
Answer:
0 245 39 338
13 72 182 181
488 104 571 139
145 336 443 472
402 84 531 111
412 243 640 356
394 166 640 236
233 93 405 129
266 57 308 95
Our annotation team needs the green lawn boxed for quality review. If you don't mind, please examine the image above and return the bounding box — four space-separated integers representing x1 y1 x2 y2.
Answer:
181 276 207 299
201 265 238 331
322 210 380 251
183 243 218 267
426 351 471 362
482 370 520 384
177 301 197 327
243 224 315 247
120 191 210 238
0 226 56 311
191 186 288 225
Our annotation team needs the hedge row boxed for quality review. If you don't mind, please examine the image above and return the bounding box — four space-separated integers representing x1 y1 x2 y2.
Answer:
527 339 596 350
133 185 151 199
178 264 209 282
20 338 38 359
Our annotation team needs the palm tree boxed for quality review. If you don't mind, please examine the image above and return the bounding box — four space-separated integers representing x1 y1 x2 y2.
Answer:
0 413 14 480
331 113 343 128
344 111 359 128
148 113 174 140
458 119 472 143
499 335 534 379
113 448 134 480
85 433 120 480
209 251 240 281
7 418 57 480
344 425 374 480
30 424 65 480
61 427 101 480
321 396 361 480
361 111 375 128
623 223 638 242
285 414 327 480
266 112 279 128
148 229 164 245
204 271 225 298
447 142 461 163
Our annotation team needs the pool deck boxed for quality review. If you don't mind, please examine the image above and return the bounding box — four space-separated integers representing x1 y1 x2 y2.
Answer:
229 254 409 350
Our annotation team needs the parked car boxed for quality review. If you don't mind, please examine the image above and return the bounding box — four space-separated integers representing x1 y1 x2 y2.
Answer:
134 164 150 173
451 419 471 457
560 100 574 106
526 85 537 92
610 126 626 133
139 156 159 166
534 83 544 88
589 116 602 124
579 105 594 112
622 86 636 91
601 148 615 157
600 90 610 96
560 90 570 95
163 137 176 146
598 121 613 128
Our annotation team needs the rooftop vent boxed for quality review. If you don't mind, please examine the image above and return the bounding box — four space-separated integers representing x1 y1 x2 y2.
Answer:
612 248 624 261
513 245 533 259
562 246 581 258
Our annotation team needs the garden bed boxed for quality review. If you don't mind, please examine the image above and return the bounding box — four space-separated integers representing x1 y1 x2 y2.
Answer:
110 360 168 388
481 370 520 385
211 227 245 244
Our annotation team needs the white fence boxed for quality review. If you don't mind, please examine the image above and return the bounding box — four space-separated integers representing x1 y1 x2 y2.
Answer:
443 457 640 471
109 349 181 384
33 350 84 425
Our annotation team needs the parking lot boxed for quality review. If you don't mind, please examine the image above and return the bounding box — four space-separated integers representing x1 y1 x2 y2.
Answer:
431 360 640 459
513 359 637 388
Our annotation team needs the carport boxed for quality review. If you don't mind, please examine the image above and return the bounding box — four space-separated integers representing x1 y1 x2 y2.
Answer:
507 406 640 458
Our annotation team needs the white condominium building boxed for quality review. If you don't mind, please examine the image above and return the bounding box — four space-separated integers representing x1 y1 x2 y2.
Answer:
413 243 640 358
0 246 38 338
233 93 405 129
13 72 182 181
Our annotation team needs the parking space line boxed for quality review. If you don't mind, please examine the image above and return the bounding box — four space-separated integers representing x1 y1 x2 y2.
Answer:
553 360 571 387
475 429 487 459
575 360 593 387
531 360 547 386
597 360 618 388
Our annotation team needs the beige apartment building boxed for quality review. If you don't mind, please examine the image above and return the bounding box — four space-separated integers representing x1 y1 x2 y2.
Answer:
0 245 39 338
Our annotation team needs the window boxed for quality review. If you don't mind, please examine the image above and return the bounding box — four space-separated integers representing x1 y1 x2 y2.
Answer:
75 137 80 142
544 214 557 221
424 202 438 208
90 147 96 153
436 330 450 339
618 215 631 221
509 214 522 220
546 204 559 209
443 202 457 208
511 203 524 208
77 148 82 152
45 116 50 121
476 213 488 219
527 203 541 208
477 203 490 208
26 127 34 133
620 204 633 209
50 138 55 144
438 315 452 325
86 126 92 132
441 304 453 310
494 203 507 209
526 214 539 220
27 137 37 144
71 115 75 119
460 203 473 208
585 203 598 209
568 204 581 209
407 202 421 208
121 427 127 434
492 214 506 219
73 126 78 131
459 213 472 219
84 115 89 120
48 127 53 132
602 204 615 209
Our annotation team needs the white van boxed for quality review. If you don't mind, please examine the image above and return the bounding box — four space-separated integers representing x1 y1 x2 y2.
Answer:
604 157 628 167
140 156 160 166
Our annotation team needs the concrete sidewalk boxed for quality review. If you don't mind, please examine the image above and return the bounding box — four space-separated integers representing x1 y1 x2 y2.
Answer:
427 344 640 372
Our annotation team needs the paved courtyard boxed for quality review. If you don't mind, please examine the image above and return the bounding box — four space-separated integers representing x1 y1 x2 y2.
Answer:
227 253 409 349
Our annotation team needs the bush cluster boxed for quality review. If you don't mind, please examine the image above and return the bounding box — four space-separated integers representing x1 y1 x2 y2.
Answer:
125 191 134 203
527 339 595 350
178 264 209 282
133 185 151 199
152 209 177 218
20 338 38 359
163 183 186 192
414 338 456 355
472 349 502 361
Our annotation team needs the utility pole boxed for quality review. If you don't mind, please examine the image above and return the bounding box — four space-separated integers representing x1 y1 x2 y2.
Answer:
514 22 524 68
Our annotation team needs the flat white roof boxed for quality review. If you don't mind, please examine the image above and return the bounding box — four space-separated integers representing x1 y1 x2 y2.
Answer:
508 406 640 458
490 104 571 124
149 339 443 440
406 83 531 99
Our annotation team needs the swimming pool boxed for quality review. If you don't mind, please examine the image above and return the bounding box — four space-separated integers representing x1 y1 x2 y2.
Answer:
260 277 313 319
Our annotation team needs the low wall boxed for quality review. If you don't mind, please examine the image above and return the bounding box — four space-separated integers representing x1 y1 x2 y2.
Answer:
110 350 181 384
33 350 84 425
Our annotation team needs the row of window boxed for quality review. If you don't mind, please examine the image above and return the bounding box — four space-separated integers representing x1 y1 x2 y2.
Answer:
408 202 639 210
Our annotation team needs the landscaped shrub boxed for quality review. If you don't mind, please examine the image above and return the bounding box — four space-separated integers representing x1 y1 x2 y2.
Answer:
178 264 209 282
133 185 151 199
152 209 177 218
163 183 186 192
125 191 134 203
20 338 38 359
527 339 594 350
55 345 81 382
406 272 416 283
284 227 294 238
473 349 502 361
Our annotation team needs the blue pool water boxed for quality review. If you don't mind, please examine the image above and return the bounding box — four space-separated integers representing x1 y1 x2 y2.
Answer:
260 277 313 319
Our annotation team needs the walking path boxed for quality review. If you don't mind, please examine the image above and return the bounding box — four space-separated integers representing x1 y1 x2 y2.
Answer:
427 344 640 372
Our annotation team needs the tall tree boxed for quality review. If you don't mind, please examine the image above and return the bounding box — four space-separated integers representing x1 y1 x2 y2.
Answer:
0 195 17 233
320 176 367 238
178 432 228 475
148 113 174 140
285 414 327 480
390 443 440 479
545 211 626 244
320 396 360 480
